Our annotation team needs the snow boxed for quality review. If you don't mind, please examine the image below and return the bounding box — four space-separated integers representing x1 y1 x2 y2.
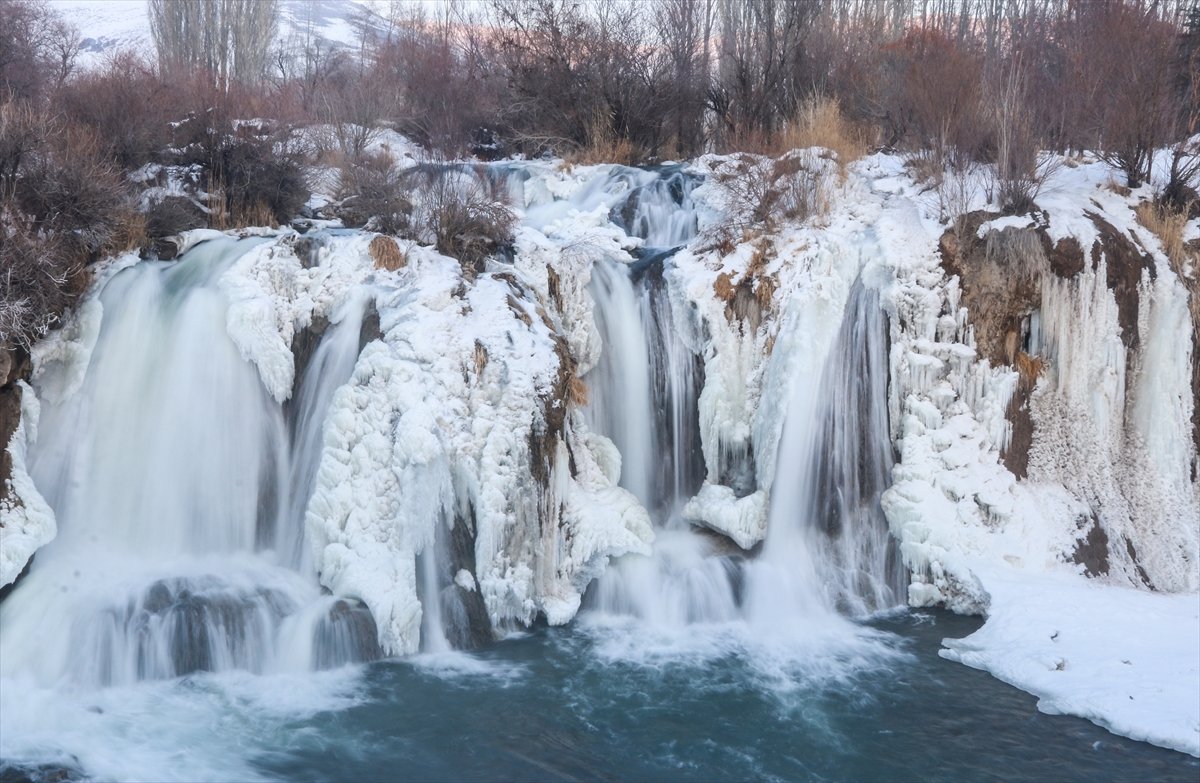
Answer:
658 145 1198 754
864 149 1199 754
295 219 651 654
53 0 382 70
682 484 767 550
941 567 1200 757
0 382 57 588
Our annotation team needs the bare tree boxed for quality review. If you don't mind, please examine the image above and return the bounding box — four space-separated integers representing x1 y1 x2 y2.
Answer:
0 0 80 100
149 0 279 85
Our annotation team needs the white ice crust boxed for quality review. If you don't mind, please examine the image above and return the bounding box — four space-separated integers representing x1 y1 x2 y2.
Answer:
295 210 652 655
0 382 57 587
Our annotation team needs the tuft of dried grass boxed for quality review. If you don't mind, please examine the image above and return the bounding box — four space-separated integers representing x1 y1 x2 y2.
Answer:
1136 200 1200 330
1135 201 1192 270
776 96 869 170
563 118 639 167
567 375 589 406
369 235 405 271
714 272 735 301
473 340 488 375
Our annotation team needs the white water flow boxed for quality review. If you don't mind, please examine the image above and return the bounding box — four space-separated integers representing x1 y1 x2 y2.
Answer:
749 280 904 632
801 282 904 613
584 261 657 507
0 238 378 687
283 294 369 574
583 169 903 636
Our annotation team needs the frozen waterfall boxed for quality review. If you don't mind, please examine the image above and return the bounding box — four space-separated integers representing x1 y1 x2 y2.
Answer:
0 162 906 688
0 239 380 686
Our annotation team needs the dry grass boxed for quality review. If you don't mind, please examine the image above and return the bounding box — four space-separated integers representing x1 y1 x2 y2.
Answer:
567 375 589 406
775 96 869 170
1135 201 1193 270
562 118 639 167
1135 200 1199 329
104 209 148 256
369 235 405 271
207 189 277 231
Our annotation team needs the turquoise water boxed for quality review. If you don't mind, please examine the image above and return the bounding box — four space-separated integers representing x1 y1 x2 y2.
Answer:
8 608 1191 782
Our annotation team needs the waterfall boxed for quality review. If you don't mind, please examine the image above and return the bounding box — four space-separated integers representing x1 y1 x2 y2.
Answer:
283 294 370 573
0 237 379 686
580 165 903 632
754 280 905 625
0 161 905 687
584 261 657 508
802 282 905 614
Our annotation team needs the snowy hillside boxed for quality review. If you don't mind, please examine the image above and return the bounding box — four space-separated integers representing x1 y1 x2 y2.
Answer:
52 0 379 69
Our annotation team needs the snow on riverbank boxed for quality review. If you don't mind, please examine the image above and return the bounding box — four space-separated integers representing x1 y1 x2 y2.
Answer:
858 150 1200 755
942 565 1200 756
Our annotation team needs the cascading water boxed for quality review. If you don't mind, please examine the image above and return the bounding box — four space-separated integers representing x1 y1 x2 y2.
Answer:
579 166 904 634
583 261 657 508
0 237 379 687
745 278 905 635
800 282 905 614
283 293 370 573
582 166 705 518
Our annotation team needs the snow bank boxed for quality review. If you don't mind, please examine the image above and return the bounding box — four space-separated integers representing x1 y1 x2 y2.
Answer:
941 567 1199 756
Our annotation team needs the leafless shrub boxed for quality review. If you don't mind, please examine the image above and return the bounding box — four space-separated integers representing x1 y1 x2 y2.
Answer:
170 103 309 228
313 52 390 157
144 195 206 239
991 63 1040 213
370 6 504 159
1058 3 1180 188
54 52 174 170
713 150 833 232
0 98 45 197
0 0 81 101
936 162 980 224
876 28 989 167
15 125 130 257
0 202 83 348
409 166 517 277
219 131 309 228
337 151 412 234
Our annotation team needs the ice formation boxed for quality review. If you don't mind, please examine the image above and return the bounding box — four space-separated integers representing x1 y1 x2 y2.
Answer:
0 381 55 588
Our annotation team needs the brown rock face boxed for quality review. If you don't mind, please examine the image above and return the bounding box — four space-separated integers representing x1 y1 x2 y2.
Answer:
1085 212 1155 353
938 212 1046 369
939 212 1050 477
1045 236 1086 278
369 235 405 271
